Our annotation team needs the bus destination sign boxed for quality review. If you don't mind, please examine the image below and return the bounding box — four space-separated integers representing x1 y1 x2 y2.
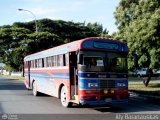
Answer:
93 41 119 50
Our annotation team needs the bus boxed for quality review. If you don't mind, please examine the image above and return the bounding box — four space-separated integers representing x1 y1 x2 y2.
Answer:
24 37 129 107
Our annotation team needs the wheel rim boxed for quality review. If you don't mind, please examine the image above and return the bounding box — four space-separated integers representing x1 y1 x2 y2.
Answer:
61 86 68 106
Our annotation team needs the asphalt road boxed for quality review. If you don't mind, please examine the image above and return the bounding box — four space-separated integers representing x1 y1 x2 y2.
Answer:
0 76 160 120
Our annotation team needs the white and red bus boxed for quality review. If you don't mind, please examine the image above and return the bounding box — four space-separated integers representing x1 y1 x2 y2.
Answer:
24 37 129 107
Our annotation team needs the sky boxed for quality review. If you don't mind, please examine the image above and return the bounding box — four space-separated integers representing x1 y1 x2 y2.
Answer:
0 0 120 34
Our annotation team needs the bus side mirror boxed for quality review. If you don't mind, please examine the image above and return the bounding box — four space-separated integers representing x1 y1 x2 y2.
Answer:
78 54 83 64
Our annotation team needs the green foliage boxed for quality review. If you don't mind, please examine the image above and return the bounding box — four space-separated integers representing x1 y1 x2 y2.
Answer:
0 19 109 70
3 65 15 72
115 0 160 70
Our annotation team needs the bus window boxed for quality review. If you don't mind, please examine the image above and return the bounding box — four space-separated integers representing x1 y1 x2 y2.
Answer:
108 57 127 72
44 58 47 67
31 61 34 68
38 59 43 68
59 55 63 66
65 53 69 66
51 56 56 67
46 57 51 67
84 57 104 67
35 59 38 68
57 55 60 66
110 57 117 67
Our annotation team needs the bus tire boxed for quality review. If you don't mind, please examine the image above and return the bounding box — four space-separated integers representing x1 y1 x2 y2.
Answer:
60 86 72 107
32 81 40 96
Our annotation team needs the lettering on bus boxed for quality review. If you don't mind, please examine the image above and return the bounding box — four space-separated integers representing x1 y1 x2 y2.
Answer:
98 75 107 78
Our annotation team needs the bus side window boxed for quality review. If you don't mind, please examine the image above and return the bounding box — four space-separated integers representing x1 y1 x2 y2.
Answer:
37 59 41 68
59 55 63 66
54 56 57 66
32 60 34 68
65 53 69 66
35 59 38 68
46 57 51 67
51 56 56 67
44 58 47 67
57 55 60 66
39 58 44 68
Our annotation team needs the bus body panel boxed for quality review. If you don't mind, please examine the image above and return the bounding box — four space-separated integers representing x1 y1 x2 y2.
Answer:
24 67 70 98
24 37 129 107
78 71 129 105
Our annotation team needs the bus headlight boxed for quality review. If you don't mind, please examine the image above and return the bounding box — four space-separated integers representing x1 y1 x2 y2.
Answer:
110 89 115 94
117 82 126 87
104 89 108 94
88 83 98 88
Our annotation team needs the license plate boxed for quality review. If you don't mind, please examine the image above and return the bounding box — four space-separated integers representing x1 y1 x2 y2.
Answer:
105 98 112 102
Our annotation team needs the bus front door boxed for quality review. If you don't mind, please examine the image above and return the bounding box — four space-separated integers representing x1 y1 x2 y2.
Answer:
69 52 78 100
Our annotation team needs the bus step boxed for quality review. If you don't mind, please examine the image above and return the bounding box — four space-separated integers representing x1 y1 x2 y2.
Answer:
74 95 78 100
70 100 79 104
71 95 78 100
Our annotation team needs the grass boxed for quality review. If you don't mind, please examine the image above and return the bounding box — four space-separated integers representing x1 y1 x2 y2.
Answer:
129 80 160 96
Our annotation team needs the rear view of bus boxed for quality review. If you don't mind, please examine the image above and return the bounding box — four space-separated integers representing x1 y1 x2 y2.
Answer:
77 38 129 106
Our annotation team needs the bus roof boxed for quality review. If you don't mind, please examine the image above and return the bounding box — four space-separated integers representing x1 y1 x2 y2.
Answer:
24 37 128 61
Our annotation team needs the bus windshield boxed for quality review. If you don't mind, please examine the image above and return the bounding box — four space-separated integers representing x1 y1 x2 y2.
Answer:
80 51 127 73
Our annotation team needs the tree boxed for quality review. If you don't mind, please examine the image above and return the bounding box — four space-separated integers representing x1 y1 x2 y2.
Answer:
28 32 62 52
0 19 110 71
114 0 160 70
0 27 31 71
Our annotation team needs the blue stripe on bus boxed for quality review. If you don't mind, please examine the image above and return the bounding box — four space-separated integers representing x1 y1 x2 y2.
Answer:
25 72 69 80
51 72 69 79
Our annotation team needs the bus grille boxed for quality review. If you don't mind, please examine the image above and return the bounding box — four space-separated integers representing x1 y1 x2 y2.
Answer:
100 80 115 89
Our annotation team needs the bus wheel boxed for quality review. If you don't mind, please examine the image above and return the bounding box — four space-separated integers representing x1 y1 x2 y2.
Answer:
60 86 72 107
32 81 39 96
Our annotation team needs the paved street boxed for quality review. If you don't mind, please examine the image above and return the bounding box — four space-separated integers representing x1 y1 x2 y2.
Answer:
0 76 160 120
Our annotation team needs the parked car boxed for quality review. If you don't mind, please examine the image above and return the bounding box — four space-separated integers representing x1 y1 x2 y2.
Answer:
136 68 148 77
155 69 160 77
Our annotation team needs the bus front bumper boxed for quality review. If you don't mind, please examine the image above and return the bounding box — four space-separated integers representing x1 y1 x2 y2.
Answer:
80 99 128 106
